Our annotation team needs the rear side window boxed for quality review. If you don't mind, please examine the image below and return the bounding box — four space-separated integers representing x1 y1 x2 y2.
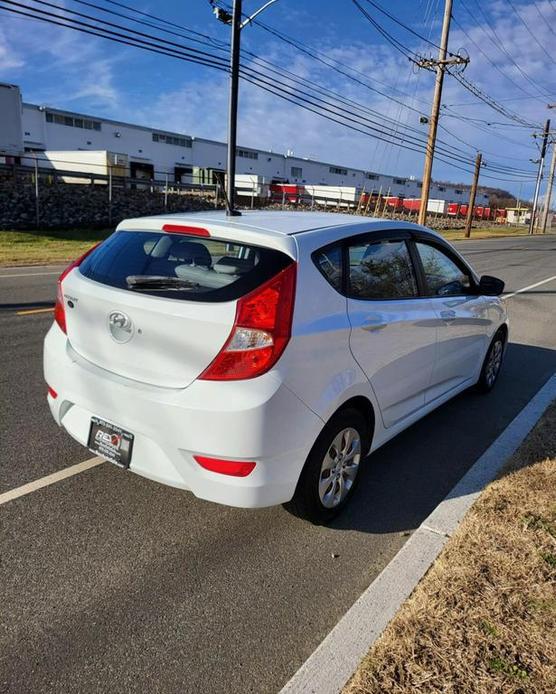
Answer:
79 231 292 302
348 239 417 299
313 244 342 291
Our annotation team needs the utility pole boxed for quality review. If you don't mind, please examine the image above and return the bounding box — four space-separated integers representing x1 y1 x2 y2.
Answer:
212 0 279 216
540 140 555 234
225 0 242 216
529 118 550 234
464 152 482 238
417 0 468 226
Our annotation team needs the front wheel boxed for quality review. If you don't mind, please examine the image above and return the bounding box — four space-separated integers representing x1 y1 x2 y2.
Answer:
283 408 371 524
476 330 506 393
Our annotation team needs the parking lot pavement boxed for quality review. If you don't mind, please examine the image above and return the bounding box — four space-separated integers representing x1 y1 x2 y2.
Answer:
1 234 555 693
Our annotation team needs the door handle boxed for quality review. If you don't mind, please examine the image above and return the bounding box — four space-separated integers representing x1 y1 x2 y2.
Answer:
440 309 457 322
361 319 388 332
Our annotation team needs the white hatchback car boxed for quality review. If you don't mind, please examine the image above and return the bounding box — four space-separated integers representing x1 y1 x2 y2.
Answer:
44 211 507 523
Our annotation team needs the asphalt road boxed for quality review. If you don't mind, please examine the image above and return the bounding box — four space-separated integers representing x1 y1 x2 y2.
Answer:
1 234 555 694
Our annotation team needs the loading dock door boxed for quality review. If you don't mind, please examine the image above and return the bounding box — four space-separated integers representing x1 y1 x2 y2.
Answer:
174 166 193 184
130 161 154 180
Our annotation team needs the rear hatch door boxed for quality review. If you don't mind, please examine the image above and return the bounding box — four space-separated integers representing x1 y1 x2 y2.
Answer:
62 229 292 389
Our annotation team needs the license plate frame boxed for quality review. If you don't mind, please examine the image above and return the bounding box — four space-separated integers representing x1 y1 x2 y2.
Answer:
87 416 134 469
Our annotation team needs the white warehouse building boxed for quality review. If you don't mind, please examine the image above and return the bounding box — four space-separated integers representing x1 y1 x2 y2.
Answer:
0 83 488 204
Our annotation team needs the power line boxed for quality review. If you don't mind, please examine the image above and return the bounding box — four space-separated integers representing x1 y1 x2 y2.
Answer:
2 0 529 181
69 0 516 168
532 0 556 38
351 0 540 131
0 0 538 182
450 13 545 102
219 0 539 151
448 70 539 128
350 0 421 63
58 0 484 164
506 0 556 65
462 0 553 98
360 0 457 56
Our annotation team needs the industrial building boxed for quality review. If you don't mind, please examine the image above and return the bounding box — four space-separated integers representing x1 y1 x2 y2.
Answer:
0 82 488 204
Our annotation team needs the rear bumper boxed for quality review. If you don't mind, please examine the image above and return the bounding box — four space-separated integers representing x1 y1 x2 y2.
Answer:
44 323 324 508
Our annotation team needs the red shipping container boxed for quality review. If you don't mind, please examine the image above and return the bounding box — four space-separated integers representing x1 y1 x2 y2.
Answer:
402 198 421 212
270 184 302 204
385 196 403 210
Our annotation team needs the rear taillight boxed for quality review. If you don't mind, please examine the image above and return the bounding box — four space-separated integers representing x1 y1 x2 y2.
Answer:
54 243 100 334
200 262 296 381
47 386 58 399
194 455 256 477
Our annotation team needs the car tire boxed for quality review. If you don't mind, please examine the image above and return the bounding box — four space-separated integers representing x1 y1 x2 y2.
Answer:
476 329 506 393
283 408 372 524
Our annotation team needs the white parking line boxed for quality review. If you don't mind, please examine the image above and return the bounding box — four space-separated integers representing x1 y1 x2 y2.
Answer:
503 274 556 300
0 271 60 278
0 457 105 506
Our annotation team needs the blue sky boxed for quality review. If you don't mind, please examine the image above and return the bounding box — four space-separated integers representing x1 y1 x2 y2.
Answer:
1 0 555 197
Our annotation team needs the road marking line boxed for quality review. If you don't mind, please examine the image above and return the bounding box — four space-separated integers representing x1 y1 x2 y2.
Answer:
16 307 54 315
0 457 105 506
280 374 556 694
503 274 556 300
0 271 60 278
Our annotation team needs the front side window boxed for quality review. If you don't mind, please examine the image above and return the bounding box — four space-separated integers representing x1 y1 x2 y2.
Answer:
415 242 471 296
348 240 417 300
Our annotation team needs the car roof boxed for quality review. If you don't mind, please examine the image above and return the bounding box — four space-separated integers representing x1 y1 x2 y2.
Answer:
117 210 397 236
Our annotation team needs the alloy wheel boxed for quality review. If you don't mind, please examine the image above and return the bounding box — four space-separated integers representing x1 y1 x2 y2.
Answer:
486 339 503 388
318 427 361 509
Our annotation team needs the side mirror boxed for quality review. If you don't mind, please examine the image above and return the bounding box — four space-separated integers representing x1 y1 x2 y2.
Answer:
479 275 505 296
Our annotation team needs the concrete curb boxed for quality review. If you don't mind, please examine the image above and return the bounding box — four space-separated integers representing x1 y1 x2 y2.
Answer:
280 373 556 694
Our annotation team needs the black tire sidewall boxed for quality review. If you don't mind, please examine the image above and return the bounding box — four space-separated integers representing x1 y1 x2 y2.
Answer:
289 408 371 524
478 330 506 393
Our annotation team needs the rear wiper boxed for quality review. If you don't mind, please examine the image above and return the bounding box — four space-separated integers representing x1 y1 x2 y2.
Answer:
126 275 200 290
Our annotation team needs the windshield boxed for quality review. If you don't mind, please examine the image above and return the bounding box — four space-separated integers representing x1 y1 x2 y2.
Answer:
79 230 292 302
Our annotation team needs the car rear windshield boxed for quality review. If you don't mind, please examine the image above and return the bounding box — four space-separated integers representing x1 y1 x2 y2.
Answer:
79 230 292 302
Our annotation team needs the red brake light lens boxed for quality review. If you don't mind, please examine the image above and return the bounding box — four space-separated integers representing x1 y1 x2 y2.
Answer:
54 243 101 334
162 224 211 237
200 262 296 381
47 386 58 399
193 455 256 477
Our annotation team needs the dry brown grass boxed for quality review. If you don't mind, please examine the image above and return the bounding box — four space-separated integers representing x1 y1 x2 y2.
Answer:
344 403 556 694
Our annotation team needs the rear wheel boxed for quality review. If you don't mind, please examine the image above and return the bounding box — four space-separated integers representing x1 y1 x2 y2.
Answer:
283 408 371 524
476 329 506 393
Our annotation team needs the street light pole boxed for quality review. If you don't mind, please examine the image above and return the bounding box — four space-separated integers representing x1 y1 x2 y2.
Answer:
225 0 242 216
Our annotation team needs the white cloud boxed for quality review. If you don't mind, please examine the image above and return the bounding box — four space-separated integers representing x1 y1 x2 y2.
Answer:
132 0 551 194
2 0 552 195
0 6 122 110
0 25 24 73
